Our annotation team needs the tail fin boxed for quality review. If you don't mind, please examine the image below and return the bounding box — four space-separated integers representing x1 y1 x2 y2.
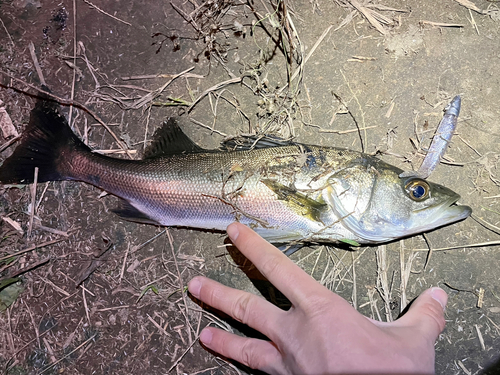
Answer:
0 100 90 184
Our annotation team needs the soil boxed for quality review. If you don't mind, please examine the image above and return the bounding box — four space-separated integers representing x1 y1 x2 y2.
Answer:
0 0 499 374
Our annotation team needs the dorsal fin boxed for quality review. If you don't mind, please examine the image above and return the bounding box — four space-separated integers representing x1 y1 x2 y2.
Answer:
144 118 206 159
221 134 294 151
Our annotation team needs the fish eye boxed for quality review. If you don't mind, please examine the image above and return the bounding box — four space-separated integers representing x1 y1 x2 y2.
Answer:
405 179 430 201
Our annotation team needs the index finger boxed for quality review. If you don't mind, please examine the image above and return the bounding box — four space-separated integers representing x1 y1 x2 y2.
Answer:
227 222 331 306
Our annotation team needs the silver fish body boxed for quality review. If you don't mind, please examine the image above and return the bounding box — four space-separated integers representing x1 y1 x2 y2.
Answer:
0 101 472 246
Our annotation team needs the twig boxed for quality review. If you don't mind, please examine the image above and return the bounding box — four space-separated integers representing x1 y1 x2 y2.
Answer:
93 149 137 155
28 42 46 86
6 307 15 355
2 217 23 235
119 243 130 284
453 0 484 14
36 333 98 375
422 233 434 270
140 273 173 290
456 360 472 375
475 324 486 350
376 245 392 322
399 242 418 312
318 125 377 134
457 134 481 157
147 314 171 337
39 277 70 297
420 20 465 28
126 67 195 110
35 182 50 212
477 287 485 308
25 300 41 348
348 0 387 35
412 241 500 252
351 252 357 309
0 238 66 262
167 332 200 373
121 73 204 80
399 241 407 310
333 85 365 152
0 16 14 48
188 77 243 113
170 1 201 33
130 229 166 254
7 257 50 278
471 214 500 236
0 72 134 158
190 118 228 137
468 9 480 35
67 0 77 127
278 24 334 94
309 246 324 278
95 305 130 312
82 0 132 25
485 315 500 334
78 41 100 89
142 105 152 152
367 286 382 321
165 231 192 345
4 316 58 373
79 284 95 297
347 55 377 62
42 337 57 364
81 286 90 324
27 167 38 238
0 135 20 153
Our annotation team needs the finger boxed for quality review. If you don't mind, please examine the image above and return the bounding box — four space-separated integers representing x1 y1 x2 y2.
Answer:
199 327 284 373
189 276 284 339
391 287 448 341
227 222 334 306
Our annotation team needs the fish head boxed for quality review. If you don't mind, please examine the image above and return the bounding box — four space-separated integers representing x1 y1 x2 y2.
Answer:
325 158 472 243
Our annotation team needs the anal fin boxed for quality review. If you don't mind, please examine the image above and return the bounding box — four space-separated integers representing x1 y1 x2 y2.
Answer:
112 200 161 225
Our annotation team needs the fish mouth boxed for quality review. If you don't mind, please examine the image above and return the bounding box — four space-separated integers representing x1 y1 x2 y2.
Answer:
416 195 472 232
438 201 472 222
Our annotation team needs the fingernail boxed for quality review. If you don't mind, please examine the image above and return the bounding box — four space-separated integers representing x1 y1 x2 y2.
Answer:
430 287 448 311
199 328 213 345
188 277 202 298
227 223 239 241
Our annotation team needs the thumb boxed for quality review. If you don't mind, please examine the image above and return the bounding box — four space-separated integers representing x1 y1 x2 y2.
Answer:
396 287 448 341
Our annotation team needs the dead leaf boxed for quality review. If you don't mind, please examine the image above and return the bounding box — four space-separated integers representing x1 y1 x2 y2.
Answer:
75 240 113 286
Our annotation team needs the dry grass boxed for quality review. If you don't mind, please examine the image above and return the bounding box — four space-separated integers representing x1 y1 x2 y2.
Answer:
0 0 500 374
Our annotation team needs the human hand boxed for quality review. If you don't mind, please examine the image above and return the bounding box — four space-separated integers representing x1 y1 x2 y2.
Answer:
188 222 447 374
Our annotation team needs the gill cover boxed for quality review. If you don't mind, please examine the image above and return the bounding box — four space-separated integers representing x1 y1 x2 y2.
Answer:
324 162 392 242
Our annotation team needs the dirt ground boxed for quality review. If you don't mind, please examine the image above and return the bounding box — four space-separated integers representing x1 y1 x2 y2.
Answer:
0 0 499 374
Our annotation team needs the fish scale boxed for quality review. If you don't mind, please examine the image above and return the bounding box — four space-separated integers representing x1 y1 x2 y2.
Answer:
68 146 335 239
0 100 471 251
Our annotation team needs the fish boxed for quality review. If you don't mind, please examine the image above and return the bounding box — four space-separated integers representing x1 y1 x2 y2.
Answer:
401 95 461 179
0 100 471 250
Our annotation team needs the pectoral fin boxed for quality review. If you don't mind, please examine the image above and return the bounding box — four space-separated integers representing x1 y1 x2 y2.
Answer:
261 179 327 223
